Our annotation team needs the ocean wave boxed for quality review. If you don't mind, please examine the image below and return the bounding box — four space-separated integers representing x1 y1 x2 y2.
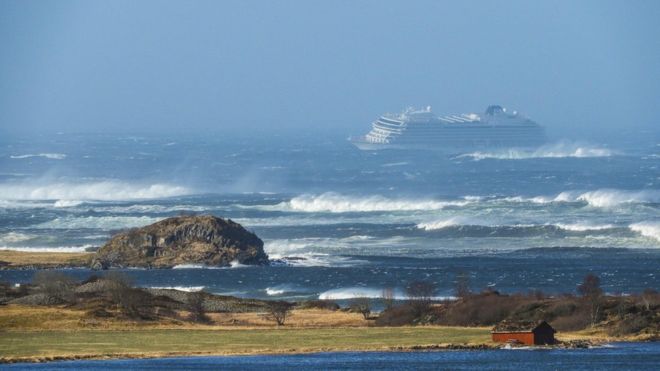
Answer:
266 287 286 296
416 220 623 237
264 284 306 296
9 153 67 160
417 217 480 231
456 142 615 161
265 237 395 267
53 200 84 208
148 286 205 292
318 287 455 301
0 180 190 201
0 232 35 244
36 215 159 230
274 193 469 213
0 245 93 253
629 221 660 243
503 189 660 208
553 223 615 232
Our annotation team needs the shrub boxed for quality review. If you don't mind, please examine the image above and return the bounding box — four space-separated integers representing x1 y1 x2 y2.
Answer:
31 271 77 304
608 315 650 336
375 304 418 326
297 300 340 311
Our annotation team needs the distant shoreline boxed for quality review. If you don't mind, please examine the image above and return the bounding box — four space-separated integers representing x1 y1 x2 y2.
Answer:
0 250 93 270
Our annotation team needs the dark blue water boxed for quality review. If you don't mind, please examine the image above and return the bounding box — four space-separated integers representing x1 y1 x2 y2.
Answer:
5 343 660 370
0 134 658 299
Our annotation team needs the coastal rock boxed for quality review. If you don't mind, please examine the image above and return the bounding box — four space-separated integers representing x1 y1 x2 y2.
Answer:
91 215 268 269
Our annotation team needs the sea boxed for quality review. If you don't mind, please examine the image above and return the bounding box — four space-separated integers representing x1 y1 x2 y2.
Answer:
0 132 658 300
4 343 660 370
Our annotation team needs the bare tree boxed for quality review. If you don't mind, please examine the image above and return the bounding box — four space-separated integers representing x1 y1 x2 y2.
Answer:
350 297 372 319
32 271 77 304
454 272 471 299
641 288 657 311
381 287 395 310
578 273 603 327
266 301 293 326
187 291 210 323
406 280 436 316
103 271 133 304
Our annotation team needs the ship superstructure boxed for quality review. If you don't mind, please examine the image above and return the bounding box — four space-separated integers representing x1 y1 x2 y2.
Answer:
350 105 546 151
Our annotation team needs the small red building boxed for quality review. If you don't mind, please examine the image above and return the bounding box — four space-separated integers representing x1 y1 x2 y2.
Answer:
491 320 556 345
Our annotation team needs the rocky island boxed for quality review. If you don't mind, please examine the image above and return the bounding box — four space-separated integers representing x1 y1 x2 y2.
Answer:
91 215 269 269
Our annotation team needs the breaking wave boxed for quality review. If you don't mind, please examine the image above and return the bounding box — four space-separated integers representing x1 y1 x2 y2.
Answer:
0 180 190 202
148 286 205 292
553 223 615 232
318 287 455 301
629 222 660 243
456 142 615 161
504 189 660 208
416 220 622 235
266 287 286 296
10 153 67 160
275 192 469 213
417 217 480 231
0 232 35 244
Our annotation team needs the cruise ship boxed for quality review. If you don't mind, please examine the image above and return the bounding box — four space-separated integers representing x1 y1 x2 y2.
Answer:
350 105 546 151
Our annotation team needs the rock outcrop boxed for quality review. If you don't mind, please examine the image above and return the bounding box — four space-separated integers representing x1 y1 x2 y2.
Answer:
91 215 268 269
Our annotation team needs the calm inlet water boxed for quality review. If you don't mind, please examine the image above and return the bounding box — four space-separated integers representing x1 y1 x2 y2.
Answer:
0 133 658 298
5 343 660 370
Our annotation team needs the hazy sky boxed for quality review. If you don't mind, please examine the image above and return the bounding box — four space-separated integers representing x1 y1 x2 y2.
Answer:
1 0 659 139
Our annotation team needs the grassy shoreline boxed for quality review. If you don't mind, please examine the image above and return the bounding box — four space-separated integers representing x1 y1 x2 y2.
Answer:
0 327 495 364
0 304 645 364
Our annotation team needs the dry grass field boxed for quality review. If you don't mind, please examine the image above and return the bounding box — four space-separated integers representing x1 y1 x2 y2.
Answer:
0 305 493 363
0 250 92 268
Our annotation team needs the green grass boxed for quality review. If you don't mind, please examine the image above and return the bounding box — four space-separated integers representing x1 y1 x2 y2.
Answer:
0 327 492 361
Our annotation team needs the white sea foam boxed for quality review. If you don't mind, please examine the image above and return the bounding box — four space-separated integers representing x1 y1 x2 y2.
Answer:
36 215 159 230
276 193 469 213
0 180 190 201
10 153 67 160
148 286 205 292
0 245 92 253
53 200 84 208
229 260 248 268
629 222 660 243
172 264 208 269
457 142 615 161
